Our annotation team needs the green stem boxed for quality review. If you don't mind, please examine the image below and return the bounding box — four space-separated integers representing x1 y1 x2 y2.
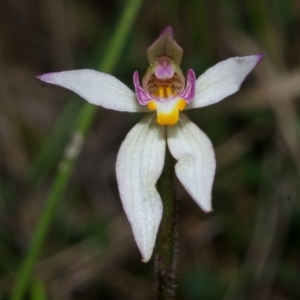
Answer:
10 1 143 299
155 147 178 300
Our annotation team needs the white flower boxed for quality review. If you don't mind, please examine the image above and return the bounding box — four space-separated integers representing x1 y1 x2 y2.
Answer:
38 27 264 262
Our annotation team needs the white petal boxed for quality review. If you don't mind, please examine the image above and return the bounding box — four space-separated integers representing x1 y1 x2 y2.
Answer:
187 55 264 109
167 114 216 212
116 114 166 262
38 69 148 112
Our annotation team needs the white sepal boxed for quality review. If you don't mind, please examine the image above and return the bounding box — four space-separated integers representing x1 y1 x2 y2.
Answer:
167 114 215 212
38 69 148 112
116 114 166 262
187 55 263 109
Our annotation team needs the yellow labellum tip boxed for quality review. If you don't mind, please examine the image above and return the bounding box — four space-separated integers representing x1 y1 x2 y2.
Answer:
156 98 186 126
147 98 187 126
147 101 157 111
178 98 186 111
157 110 179 126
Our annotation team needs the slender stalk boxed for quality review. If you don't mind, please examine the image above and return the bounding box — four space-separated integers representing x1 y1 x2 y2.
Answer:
10 1 143 299
155 147 178 300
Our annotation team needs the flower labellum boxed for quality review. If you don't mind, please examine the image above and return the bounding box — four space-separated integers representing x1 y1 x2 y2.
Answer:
38 26 264 262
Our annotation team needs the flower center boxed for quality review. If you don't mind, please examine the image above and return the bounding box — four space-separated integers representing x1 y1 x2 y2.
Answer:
155 85 176 98
143 59 187 126
145 73 183 100
134 57 196 126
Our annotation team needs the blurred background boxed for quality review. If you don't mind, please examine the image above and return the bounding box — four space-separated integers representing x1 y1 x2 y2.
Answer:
0 0 300 299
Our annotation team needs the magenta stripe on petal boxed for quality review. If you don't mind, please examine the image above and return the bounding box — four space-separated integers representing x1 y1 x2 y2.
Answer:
133 71 152 105
179 69 196 103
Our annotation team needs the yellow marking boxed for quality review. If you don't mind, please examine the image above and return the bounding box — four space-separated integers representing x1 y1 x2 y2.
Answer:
155 85 176 99
156 99 186 126
178 98 186 111
166 86 173 97
147 101 157 111
157 109 179 126
153 90 159 97
158 86 164 98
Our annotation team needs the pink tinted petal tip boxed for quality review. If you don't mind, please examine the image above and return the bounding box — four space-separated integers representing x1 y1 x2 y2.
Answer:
36 73 55 83
159 26 174 38
256 53 266 65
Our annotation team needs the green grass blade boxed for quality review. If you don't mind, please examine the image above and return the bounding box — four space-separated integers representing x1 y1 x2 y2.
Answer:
10 0 143 299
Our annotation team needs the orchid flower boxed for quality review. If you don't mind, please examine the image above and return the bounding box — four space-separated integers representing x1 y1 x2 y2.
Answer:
38 27 264 262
